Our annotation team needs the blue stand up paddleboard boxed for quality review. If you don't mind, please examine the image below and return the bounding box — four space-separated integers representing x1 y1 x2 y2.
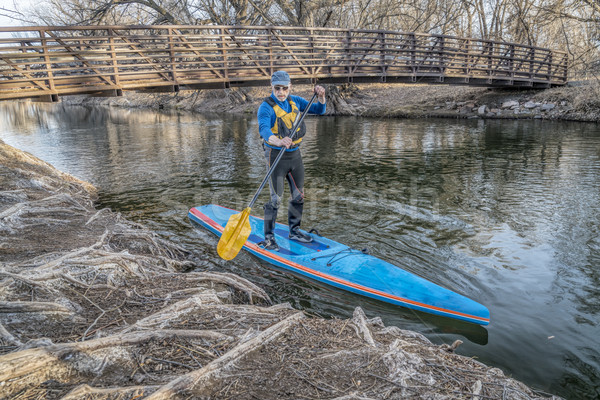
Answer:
189 204 490 326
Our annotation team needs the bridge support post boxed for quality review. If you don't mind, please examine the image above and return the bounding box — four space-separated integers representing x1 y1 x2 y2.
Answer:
410 33 417 77
509 44 515 83
33 94 59 103
90 89 124 97
168 28 179 85
220 28 229 84
345 30 352 79
379 32 387 82
268 27 274 76
108 29 121 89
39 29 56 94
486 41 494 85
461 39 471 77
529 48 536 81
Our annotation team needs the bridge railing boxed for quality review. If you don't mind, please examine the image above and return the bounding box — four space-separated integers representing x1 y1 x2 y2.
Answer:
0 25 568 101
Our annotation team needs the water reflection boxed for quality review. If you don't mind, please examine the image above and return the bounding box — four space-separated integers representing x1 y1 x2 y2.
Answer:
1 101 600 399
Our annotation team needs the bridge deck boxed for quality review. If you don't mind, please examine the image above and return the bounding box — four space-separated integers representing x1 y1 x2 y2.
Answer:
0 25 568 101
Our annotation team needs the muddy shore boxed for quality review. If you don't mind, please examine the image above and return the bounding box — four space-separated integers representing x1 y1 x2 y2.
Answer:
62 82 600 123
0 135 564 399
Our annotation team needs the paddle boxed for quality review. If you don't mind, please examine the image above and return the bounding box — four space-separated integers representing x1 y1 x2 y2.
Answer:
217 92 318 260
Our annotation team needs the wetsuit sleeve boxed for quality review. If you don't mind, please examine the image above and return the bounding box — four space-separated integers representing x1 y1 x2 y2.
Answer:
258 102 276 141
291 95 326 115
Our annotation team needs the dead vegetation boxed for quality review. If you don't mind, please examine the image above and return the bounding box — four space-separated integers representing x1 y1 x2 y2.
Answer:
0 139 562 399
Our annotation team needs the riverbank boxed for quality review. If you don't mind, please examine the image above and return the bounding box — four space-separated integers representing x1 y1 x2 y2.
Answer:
63 81 600 122
0 139 563 399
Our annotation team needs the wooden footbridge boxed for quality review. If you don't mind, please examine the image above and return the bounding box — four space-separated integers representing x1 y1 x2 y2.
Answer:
0 25 568 102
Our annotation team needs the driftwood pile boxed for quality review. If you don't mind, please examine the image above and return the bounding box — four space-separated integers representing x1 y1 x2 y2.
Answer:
0 139 560 399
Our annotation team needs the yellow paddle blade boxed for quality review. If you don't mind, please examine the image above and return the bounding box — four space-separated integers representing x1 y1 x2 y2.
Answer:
217 207 252 260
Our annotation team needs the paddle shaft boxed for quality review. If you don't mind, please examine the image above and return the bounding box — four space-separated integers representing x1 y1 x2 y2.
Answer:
247 93 318 209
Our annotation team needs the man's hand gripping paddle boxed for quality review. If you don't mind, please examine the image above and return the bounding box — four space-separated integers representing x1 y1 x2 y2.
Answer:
217 93 318 260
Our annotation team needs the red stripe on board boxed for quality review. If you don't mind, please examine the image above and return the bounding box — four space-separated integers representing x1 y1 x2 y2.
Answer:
190 207 225 232
190 207 489 324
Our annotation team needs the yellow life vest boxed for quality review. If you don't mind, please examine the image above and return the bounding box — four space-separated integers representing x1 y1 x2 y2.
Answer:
265 97 306 147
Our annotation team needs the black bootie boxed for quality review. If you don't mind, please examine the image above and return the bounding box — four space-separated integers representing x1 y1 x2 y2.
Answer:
260 202 280 250
288 199 312 243
263 202 278 238
288 199 303 232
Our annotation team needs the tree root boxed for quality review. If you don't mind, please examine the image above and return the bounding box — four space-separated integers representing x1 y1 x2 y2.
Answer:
0 270 61 296
173 271 272 305
123 300 297 335
350 307 377 347
146 312 305 399
0 301 74 314
0 329 233 396
0 322 22 346
59 384 160 400
121 295 227 333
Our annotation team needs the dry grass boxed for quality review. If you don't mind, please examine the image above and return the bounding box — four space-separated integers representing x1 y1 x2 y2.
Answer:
534 79 600 112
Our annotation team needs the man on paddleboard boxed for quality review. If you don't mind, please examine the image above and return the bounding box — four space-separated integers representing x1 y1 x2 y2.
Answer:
257 70 327 251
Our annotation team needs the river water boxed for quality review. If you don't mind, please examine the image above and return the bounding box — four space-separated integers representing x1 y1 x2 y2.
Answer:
1 102 599 399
